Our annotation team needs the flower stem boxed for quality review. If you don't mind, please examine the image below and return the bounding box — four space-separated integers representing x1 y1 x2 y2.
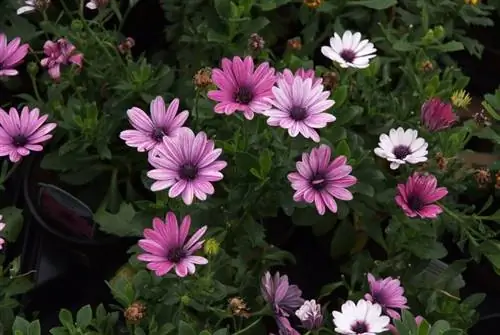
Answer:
232 317 262 335
0 162 19 184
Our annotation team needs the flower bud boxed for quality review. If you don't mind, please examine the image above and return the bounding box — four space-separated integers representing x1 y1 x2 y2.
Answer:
27 62 39 76
304 0 321 8
124 302 146 324
180 295 191 305
71 20 84 31
287 37 302 51
193 67 213 91
203 238 220 256
420 98 456 132
248 33 265 53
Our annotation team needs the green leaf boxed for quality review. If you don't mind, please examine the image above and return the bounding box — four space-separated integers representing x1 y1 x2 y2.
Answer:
292 207 333 226
156 323 175 335
27 320 41 335
94 202 142 237
330 219 356 259
177 321 196 335
408 239 447 259
335 140 351 158
418 320 431 335
12 317 30 334
429 320 450 335
0 207 23 242
332 85 348 108
49 327 68 335
436 41 464 53
393 40 417 52
58 309 74 329
213 329 229 335
347 0 397 10
241 17 270 34
5 277 33 296
482 101 500 120
76 305 92 328
318 281 344 299
258 149 273 177
350 182 375 197
442 329 464 335
214 0 231 18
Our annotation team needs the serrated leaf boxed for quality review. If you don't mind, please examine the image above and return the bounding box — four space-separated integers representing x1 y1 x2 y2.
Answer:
94 202 142 237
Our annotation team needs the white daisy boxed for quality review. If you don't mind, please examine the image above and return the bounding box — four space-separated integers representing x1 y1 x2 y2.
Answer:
332 300 390 335
17 0 36 15
86 0 108 9
374 127 428 170
321 30 377 69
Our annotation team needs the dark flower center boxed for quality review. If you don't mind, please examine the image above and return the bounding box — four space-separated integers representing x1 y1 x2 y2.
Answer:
290 106 307 121
233 86 253 104
407 194 424 211
152 127 166 142
310 173 326 190
393 145 411 160
340 49 356 63
167 247 187 263
179 163 198 180
351 321 368 333
12 135 27 147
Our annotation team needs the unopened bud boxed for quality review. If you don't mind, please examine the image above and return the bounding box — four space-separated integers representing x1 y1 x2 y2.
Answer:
204 238 220 256
193 67 213 91
27 62 39 76
287 37 302 51
248 33 265 53
124 302 146 324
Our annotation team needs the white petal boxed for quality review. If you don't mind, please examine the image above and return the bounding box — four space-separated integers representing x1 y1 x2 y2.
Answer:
16 5 34 14
390 162 400 170
342 30 353 50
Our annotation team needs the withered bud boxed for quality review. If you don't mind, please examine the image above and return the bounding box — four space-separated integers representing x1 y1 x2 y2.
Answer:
435 152 448 171
118 37 135 54
248 33 265 52
124 302 146 324
35 0 51 10
473 109 492 127
288 37 302 51
303 0 321 8
474 168 492 188
421 60 433 72
495 171 500 190
193 67 213 91
228 297 251 318
322 71 339 91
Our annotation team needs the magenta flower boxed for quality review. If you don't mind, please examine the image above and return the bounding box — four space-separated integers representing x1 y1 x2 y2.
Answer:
208 56 276 120
364 273 409 319
0 34 29 77
421 98 456 132
263 70 335 142
280 68 322 88
0 215 5 250
261 271 304 317
147 128 227 205
40 38 83 80
388 316 424 335
138 212 208 277
0 107 57 163
288 144 357 215
120 96 189 152
395 173 448 219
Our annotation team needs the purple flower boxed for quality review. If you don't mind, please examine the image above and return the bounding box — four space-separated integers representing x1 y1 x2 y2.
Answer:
287 144 357 215
261 271 304 317
147 128 227 205
0 215 5 250
138 212 208 277
276 316 300 335
263 69 336 142
295 299 323 330
40 38 83 81
120 96 189 152
0 34 29 77
208 56 276 120
364 273 409 319
421 98 456 132
395 173 448 219
0 106 57 162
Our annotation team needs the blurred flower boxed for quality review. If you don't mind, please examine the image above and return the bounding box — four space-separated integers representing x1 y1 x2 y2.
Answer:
451 89 472 109
322 71 339 91
138 212 208 277
86 0 108 9
395 173 448 219
276 315 301 335
388 316 424 335
261 271 304 317
435 152 448 171
465 0 479 5
495 171 500 189
203 238 220 256
17 0 50 14
0 34 29 77
124 302 146 323
295 299 323 330
147 128 227 205
474 168 491 188
280 68 322 88
421 98 456 132
263 69 335 142
248 33 265 52
0 215 5 250
118 37 135 54
332 300 390 335
472 109 491 127
228 297 251 318
119 96 189 153
304 0 321 8
208 56 276 120
288 145 357 215
374 127 428 170
0 107 57 162
364 273 408 319
40 38 83 81
193 67 213 91
321 31 377 69
288 37 302 51
420 60 433 72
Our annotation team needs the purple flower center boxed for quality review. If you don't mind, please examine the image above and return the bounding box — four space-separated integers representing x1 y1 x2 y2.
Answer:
12 135 27 147
290 106 307 121
393 145 411 160
179 163 198 180
407 194 424 211
152 127 166 142
310 174 326 190
340 49 356 63
351 321 368 333
167 247 187 263
233 86 253 104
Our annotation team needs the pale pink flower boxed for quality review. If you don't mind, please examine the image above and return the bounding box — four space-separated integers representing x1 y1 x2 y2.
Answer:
0 34 29 77
120 96 189 152
208 56 276 120
280 68 322 88
0 215 5 250
288 144 357 215
138 212 207 277
364 273 408 319
40 38 83 80
0 107 57 162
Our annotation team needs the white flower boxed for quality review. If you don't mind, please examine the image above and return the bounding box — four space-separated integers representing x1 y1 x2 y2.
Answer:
332 300 390 335
17 0 36 15
295 299 323 330
86 0 98 9
321 30 377 69
374 127 428 170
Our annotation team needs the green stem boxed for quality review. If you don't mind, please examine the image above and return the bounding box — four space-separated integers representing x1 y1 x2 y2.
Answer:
232 317 262 335
193 93 200 130
29 74 43 104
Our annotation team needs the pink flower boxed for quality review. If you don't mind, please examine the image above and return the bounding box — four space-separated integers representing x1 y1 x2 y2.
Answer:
280 68 322 88
263 70 335 142
0 34 29 77
388 316 424 335
208 56 276 120
147 128 227 205
120 96 189 152
364 273 409 319
138 212 208 277
0 107 57 162
288 144 357 215
0 215 5 250
395 173 448 219
261 271 304 317
421 98 456 132
40 38 83 80
295 300 323 330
